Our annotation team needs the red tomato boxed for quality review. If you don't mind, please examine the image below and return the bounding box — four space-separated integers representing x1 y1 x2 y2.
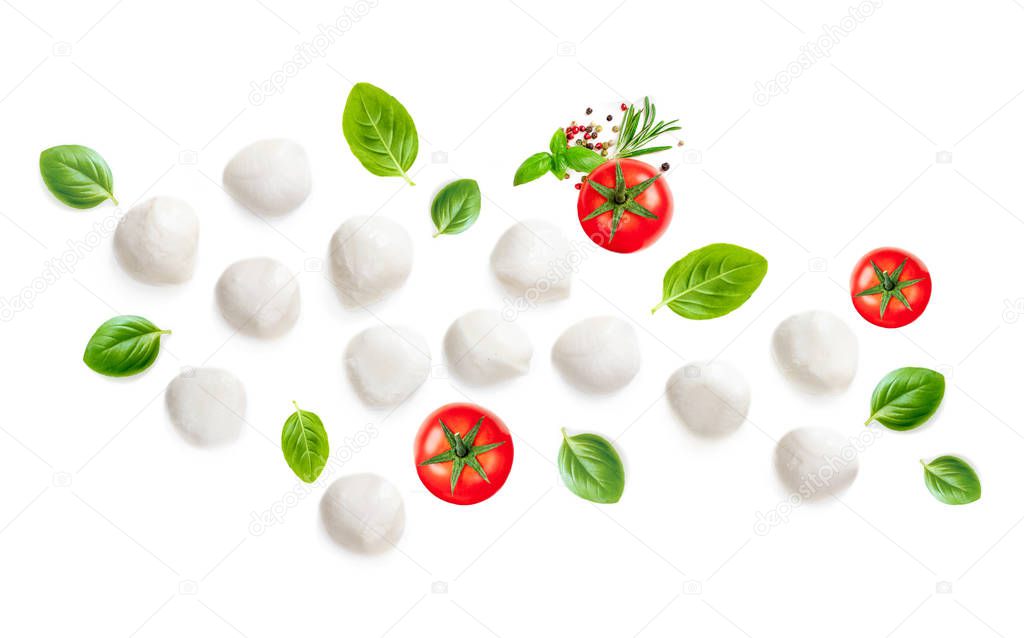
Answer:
850 247 931 328
577 158 673 253
414 403 514 505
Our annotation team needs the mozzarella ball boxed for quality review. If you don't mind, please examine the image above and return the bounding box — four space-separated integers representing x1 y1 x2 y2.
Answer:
552 316 641 393
222 139 311 215
114 196 199 284
666 361 750 437
165 368 246 446
345 325 430 406
490 219 573 302
320 474 405 553
444 310 532 385
328 216 413 307
774 427 858 499
215 257 300 338
771 310 858 394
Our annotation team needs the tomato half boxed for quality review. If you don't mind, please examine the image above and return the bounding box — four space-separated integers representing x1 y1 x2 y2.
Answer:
577 158 673 253
414 403 514 505
850 247 931 328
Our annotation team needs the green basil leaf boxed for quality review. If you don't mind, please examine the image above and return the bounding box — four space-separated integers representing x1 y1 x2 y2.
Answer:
82 315 169 377
342 82 418 185
513 152 552 186
922 456 980 505
39 145 117 209
281 402 330 483
431 178 481 237
558 429 625 504
565 146 605 173
549 127 567 156
652 243 768 319
551 152 569 179
866 367 945 430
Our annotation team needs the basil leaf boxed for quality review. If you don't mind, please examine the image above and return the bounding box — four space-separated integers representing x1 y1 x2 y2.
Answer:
281 402 329 483
342 82 418 185
652 243 768 319
513 152 552 186
558 429 625 504
551 152 569 179
922 456 980 505
866 367 945 430
431 178 481 237
565 146 604 173
39 145 117 209
82 315 170 377
549 127 568 156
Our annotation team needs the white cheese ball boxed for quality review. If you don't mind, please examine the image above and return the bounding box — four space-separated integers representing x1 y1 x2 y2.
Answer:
666 361 750 437
320 474 405 554
345 325 430 407
165 368 246 446
552 316 641 393
444 310 532 385
771 310 858 395
222 139 311 216
215 257 300 338
114 196 198 284
328 216 413 307
490 219 573 303
774 427 858 500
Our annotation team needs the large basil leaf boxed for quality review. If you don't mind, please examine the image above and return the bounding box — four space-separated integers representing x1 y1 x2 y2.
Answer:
82 315 169 377
564 146 604 173
342 82 418 185
513 152 552 186
652 243 768 319
866 367 945 430
922 456 980 505
431 178 481 237
281 402 329 483
39 145 117 209
558 429 624 504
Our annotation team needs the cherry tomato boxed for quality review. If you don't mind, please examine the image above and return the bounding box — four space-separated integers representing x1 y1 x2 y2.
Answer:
414 403 514 505
850 247 931 328
577 158 673 253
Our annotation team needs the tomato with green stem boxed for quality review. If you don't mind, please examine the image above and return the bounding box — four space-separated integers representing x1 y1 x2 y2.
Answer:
850 247 931 328
414 403 514 505
577 159 673 253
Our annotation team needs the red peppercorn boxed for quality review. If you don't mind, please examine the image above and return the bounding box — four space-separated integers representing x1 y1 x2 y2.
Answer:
572 126 579 134
574 183 582 190
620 103 627 111
583 132 590 140
567 133 574 140
594 142 602 149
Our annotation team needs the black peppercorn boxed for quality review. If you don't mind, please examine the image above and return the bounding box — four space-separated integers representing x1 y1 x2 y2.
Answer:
660 162 670 171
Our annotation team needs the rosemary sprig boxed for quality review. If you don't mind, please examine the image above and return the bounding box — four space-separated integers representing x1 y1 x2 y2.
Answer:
613 97 681 159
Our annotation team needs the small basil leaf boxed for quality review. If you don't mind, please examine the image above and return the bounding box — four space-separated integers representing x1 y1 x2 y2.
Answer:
83 315 169 377
431 178 481 237
549 128 567 156
281 402 330 483
551 152 569 179
922 456 980 505
342 82 418 185
40 145 117 209
565 146 605 173
558 429 625 504
867 367 945 430
513 152 552 186
652 243 768 319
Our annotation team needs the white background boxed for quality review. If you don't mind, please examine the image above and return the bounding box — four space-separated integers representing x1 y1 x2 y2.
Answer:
1 0 1022 636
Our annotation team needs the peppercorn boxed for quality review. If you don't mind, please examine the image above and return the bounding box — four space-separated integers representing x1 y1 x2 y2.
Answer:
661 162 670 171
606 114 613 121
567 133 574 141
586 143 594 149
678 140 685 147
585 107 593 115
574 183 582 190
564 173 569 179
601 149 608 156
594 143 602 150
575 139 584 146
595 125 602 132
620 103 627 111
612 125 619 133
